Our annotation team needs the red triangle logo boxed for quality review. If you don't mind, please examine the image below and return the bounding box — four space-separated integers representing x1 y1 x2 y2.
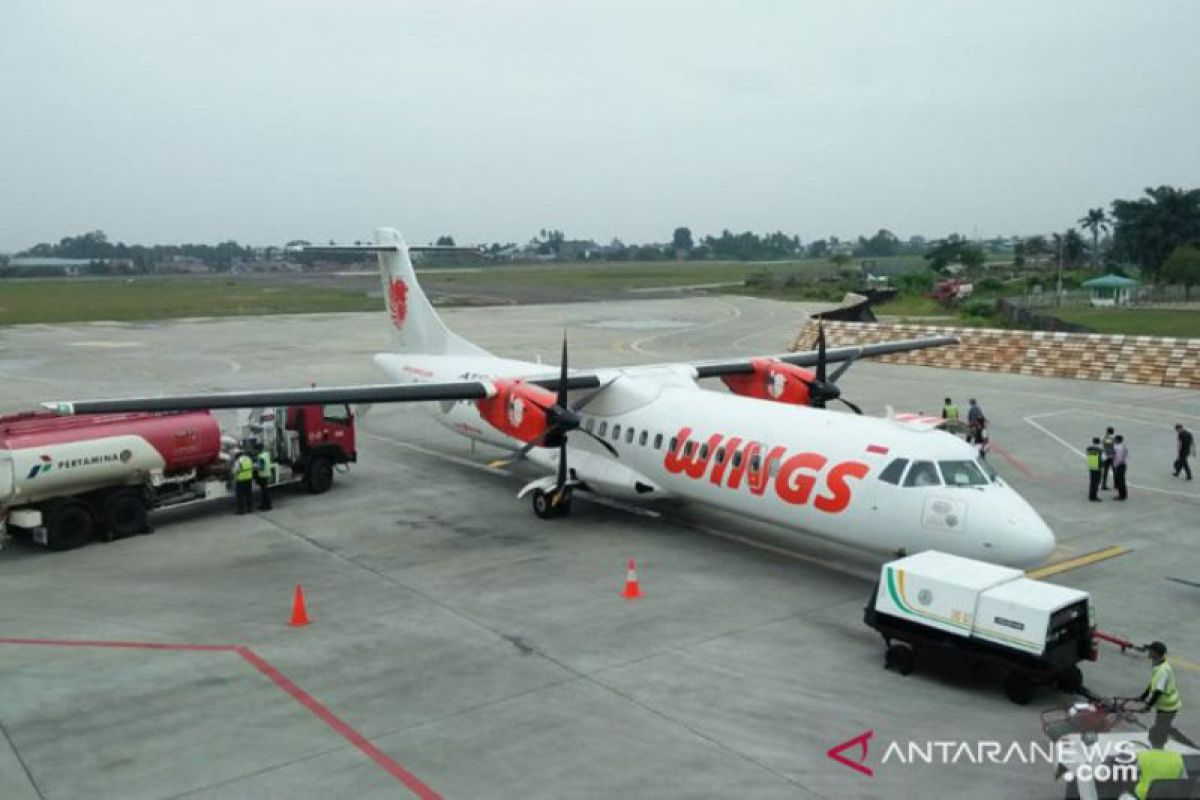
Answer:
826 729 874 777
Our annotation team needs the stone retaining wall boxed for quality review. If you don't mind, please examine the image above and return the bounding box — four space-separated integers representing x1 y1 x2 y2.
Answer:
791 321 1200 389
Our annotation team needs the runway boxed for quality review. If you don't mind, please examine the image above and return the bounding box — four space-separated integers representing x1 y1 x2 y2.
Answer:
0 296 1197 799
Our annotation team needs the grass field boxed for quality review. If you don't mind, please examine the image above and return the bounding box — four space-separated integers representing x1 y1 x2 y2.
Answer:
424 258 837 291
0 257 886 324
1043 308 1200 337
0 278 380 325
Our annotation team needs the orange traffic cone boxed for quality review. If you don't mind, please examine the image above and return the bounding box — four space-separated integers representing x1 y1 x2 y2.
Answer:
288 584 311 627
622 559 642 600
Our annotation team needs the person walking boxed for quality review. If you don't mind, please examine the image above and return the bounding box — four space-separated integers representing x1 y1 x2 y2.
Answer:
1100 426 1116 490
1136 641 1198 750
975 426 991 461
1175 424 1195 480
1111 434 1129 501
941 397 959 422
254 442 274 511
967 398 986 443
1086 437 1103 501
232 449 255 515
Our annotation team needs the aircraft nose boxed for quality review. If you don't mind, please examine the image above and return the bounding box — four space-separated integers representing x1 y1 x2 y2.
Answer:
1003 508 1056 568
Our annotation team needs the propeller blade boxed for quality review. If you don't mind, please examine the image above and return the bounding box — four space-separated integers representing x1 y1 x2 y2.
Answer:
556 440 568 488
827 354 857 384
837 397 863 415
816 321 827 384
582 429 619 458
557 332 569 409
486 430 551 468
571 376 619 412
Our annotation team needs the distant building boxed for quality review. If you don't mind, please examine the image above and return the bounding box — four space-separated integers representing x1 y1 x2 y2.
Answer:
161 255 210 274
6 257 132 276
1082 274 1139 307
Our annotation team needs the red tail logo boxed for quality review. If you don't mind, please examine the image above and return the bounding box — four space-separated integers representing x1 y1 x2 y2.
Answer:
826 730 874 777
388 279 409 327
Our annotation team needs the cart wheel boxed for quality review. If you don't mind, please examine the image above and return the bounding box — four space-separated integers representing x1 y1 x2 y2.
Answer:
1003 672 1035 705
884 643 915 676
1055 666 1083 694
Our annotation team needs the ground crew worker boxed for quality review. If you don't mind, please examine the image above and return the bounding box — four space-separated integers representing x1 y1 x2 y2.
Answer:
1129 747 1184 800
1101 426 1116 490
1112 435 1129 501
1174 424 1195 480
254 443 273 511
1086 437 1104 501
975 427 991 460
232 449 255 515
966 398 985 443
941 397 959 421
1136 641 1197 750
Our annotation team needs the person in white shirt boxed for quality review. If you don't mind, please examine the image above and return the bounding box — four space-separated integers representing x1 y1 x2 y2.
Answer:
1111 434 1128 501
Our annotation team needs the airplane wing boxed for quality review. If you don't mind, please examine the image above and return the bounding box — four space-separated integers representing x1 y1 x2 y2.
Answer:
42 334 953 415
44 376 603 415
690 335 959 379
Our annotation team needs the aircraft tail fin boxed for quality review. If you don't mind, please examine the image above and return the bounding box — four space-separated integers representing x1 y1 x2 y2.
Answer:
300 229 489 356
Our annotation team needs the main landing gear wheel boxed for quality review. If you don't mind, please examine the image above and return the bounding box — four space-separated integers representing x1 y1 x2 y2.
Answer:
531 488 572 519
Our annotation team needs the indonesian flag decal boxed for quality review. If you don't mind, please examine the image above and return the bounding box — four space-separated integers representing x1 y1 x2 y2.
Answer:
388 279 409 327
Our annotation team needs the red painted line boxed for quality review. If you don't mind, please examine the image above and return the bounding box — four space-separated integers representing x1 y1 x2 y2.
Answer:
0 637 235 652
235 646 441 800
0 637 441 799
988 442 1039 480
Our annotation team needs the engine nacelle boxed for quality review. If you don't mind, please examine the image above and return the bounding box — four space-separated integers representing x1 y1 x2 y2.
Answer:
475 379 557 443
721 358 814 406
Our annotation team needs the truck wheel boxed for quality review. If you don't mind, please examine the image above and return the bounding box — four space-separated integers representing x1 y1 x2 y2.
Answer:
1003 672 1035 706
1055 666 1084 694
305 456 334 494
884 643 915 676
45 501 95 551
101 489 148 539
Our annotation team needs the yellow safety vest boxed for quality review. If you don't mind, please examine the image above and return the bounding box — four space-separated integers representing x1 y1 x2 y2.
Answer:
1135 748 1183 800
1149 660 1182 712
256 452 273 481
1086 446 1102 471
943 404 959 420
235 455 254 482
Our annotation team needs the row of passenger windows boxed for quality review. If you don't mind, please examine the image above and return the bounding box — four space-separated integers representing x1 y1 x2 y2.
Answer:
581 417 775 473
878 457 997 488
579 418 998 489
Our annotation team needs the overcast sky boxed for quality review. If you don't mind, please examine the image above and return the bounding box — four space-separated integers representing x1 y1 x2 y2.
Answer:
1 1 1198 251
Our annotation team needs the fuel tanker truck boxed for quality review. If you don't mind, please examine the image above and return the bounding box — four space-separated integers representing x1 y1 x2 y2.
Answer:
0 405 356 551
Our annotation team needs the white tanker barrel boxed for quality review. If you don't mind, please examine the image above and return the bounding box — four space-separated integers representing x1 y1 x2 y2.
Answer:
0 411 223 507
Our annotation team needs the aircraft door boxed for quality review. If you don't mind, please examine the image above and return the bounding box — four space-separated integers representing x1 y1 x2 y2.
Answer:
0 454 12 504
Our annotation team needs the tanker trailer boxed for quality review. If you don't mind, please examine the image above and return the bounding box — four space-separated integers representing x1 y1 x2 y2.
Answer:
0 404 355 551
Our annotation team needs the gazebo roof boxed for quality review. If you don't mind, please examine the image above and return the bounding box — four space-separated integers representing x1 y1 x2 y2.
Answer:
1082 274 1139 289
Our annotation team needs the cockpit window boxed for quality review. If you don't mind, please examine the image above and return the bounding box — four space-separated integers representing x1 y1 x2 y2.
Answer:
879 458 909 485
977 458 997 482
938 460 988 487
903 460 941 487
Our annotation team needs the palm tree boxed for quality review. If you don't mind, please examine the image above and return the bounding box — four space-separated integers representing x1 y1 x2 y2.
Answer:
1077 208 1109 271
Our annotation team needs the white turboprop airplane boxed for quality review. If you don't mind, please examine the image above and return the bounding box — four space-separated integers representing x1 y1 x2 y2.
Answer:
47 228 1056 567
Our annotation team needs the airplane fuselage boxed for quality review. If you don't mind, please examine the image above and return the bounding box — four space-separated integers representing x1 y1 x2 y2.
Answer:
376 352 1056 568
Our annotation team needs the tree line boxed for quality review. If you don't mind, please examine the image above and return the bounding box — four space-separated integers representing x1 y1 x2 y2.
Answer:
8 185 1198 286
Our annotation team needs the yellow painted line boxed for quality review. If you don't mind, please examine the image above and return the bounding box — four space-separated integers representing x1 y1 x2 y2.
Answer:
1026 545 1129 580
